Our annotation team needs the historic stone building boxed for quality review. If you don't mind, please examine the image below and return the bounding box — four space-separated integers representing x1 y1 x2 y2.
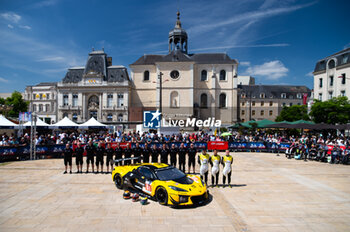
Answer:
25 50 131 126
313 47 350 101
57 50 131 124
24 82 58 124
129 12 239 126
237 85 311 122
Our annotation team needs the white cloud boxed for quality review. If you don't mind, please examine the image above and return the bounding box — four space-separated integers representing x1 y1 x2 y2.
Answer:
245 60 289 80
240 61 251 66
37 56 65 62
0 29 85 75
7 24 14 29
0 77 9 83
306 71 313 77
19 25 32 30
191 43 290 52
188 2 315 36
31 0 59 8
1 12 21 23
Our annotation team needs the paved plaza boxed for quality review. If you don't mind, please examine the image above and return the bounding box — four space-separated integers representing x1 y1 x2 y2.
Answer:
0 152 350 232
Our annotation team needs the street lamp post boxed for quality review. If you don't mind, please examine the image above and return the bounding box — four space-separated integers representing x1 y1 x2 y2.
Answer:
158 72 163 113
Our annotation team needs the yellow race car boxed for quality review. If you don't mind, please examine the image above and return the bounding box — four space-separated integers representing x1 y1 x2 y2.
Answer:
112 162 208 206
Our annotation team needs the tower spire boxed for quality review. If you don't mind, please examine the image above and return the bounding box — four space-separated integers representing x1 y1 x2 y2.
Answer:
175 11 181 28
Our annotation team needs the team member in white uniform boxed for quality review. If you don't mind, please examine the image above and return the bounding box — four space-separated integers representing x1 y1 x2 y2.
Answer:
198 149 210 185
210 150 221 187
221 150 233 187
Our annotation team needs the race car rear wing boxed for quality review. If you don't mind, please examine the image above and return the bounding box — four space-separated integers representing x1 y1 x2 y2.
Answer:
113 157 141 164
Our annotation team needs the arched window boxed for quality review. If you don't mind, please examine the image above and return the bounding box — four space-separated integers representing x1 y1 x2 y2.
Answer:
200 93 208 108
143 70 150 81
219 93 226 108
219 70 226 81
201 70 207 81
328 59 335 69
63 112 68 118
72 113 78 122
170 91 179 108
117 114 123 122
107 113 113 122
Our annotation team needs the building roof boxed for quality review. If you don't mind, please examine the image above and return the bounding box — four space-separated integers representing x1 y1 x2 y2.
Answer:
238 85 311 99
314 47 350 73
62 50 130 83
131 50 237 65
36 82 57 86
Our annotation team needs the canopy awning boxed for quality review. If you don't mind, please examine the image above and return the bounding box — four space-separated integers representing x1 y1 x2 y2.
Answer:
23 117 49 128
0 115 18 129
50 117 79 129
79 117 109 129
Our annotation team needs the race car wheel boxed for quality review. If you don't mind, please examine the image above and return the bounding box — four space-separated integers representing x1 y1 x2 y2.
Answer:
114 174 123 189
156 187 168 205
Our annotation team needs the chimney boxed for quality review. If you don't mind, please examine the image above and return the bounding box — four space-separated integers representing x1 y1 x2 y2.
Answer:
107 57 112 66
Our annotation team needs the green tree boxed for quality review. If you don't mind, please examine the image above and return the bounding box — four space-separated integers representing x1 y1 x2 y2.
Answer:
5 91 29 118
310 96 350 124
276 105 310 122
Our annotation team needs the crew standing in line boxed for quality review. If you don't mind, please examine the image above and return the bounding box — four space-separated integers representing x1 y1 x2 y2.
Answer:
63 143 73 174
160 143 169 164
198 148 210 186
85 140 96 173
142 143 151 163
210 149 221 187
221 149 233 187
96 141 105 173
124 142 132 165
169 143 178 167
188 143 197 173
75 142 84 173
105 143 114 173
151 144 159 163
114 142 123 166
133 143 142 164
178 143 187 172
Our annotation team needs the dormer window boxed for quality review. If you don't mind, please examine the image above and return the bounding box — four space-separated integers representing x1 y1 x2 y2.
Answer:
281 93 286 99
260 93 265 98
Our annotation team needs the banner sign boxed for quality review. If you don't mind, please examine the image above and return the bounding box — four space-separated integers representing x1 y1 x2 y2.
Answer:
207 141 228 150
19 112 32 122
0 142 294 160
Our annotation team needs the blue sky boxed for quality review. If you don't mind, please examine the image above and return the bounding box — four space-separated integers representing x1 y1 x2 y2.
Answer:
0 0 349 92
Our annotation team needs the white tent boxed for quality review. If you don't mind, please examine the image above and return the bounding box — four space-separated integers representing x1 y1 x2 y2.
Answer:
23 117 49 127
79 117 109 129
50 117 79 129
0 114 18 129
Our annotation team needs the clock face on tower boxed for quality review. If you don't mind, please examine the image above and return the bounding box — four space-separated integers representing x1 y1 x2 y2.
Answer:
170 70 180 80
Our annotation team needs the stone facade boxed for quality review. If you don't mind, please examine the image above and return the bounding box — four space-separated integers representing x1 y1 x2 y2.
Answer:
24 83 58 124
313 48 350 101
25 50 131 126
237 85 311 122
130 12 239 126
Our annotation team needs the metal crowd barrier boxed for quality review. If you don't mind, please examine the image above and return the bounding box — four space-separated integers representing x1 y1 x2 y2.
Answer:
0 142 291 162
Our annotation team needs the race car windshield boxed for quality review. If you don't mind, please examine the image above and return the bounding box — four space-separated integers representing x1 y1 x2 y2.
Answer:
156 167 186 181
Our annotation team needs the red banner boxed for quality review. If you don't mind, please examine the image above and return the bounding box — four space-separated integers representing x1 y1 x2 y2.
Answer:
207 141 228 150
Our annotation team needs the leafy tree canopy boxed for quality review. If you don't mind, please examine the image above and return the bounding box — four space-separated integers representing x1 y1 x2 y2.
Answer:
276 105 310 122
0 91 29 118
310 96 350 124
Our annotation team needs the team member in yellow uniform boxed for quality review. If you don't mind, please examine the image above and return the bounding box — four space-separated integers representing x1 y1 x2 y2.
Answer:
221 150 233 187
198 149 210 186
210 150 221 187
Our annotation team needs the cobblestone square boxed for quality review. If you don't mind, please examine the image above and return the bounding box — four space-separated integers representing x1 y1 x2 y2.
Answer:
1 152 349 232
